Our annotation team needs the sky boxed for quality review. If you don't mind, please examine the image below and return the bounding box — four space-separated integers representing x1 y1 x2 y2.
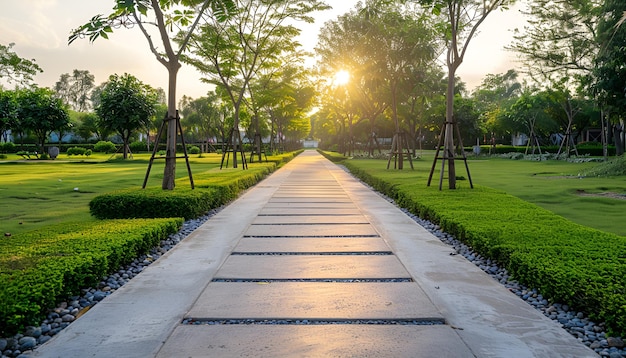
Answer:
0 1 528 101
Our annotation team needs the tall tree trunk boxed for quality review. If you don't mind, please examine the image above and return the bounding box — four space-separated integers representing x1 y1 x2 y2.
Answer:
445 67 457 189
162 62 179 189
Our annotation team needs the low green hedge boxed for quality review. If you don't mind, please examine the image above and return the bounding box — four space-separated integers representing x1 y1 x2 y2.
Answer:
90 151 302 220
317 149 349 162
89 187 224 220
0 218 182 336
343 161 626 337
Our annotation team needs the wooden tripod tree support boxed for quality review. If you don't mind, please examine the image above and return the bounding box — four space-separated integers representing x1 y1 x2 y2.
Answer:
524 118 542 159
248 132 267 163
220 126 248 170
387 131 414 170
557 118 579 158
427 120 474 190
143 111 195 189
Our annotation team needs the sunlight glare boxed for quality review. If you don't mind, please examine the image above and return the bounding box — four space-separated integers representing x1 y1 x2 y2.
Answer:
333 70 350 86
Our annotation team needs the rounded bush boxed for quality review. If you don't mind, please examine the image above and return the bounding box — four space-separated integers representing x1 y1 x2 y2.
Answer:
129 141 147 153
187 145 201 154
0 142 16 153
93 141 117 153
67 147 87 156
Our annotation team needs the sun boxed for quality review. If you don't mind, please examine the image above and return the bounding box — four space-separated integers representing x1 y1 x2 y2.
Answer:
333 70 350 86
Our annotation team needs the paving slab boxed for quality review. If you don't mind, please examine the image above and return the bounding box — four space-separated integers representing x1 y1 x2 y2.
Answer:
252 214 368 224
233 237 392 253
262 201 357 208
259 208 362 216
244 223 379 237
156 325 473 358
214 255 411 279
268 197 353 203
186 282 443 321
273 189 348 198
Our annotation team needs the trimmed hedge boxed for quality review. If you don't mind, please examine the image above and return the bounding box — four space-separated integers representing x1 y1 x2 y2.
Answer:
343 160 626 337
317 150 349 162
90 187 224 220
0 218 182 336
90 150 303 220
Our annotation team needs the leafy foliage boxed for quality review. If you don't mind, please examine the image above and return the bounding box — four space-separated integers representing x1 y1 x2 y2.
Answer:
95 73 158 159
343 158 626 336
93 140 117 153
54 70 96 112
0 218 183 336
69 0 238 189
15 87 70 153
0 43 43 86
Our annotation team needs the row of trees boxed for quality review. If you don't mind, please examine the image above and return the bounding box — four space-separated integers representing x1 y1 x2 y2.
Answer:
0 73 163 159
69 0 327 188
313 0 626 180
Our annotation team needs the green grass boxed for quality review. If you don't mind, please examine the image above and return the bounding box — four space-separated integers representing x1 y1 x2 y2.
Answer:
0 153 226 236
343 151 626 236
335 151 626 336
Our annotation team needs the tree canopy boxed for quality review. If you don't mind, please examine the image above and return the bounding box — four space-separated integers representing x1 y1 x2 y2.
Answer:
0 43 43 87
95 73 158 159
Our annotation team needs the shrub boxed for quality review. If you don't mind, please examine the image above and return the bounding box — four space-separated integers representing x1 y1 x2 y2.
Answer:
0 142 16 153
0 154 6 159
187 145 201 154
343 160 626 337
66 147 87 156
93 141 117 154
129 141 147 153
0 218 182 336
89 188 225 220
318 150 348 162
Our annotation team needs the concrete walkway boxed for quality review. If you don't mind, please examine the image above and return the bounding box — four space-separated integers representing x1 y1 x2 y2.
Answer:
32 150 597 357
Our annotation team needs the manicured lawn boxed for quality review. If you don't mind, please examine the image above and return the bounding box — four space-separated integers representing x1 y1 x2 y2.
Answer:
0 153 225 236
348 152 626 236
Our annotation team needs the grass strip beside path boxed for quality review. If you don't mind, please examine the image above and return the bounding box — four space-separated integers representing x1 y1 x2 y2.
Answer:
339 156 626 337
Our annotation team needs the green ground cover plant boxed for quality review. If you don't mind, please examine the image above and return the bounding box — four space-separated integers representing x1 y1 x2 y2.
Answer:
330 152 626 336
0 218 183 335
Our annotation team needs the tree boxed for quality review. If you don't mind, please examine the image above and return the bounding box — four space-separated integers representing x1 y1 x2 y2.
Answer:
0 43 43 87
370 5 438 168
472 69 522 143
95 73 158 159
505 89 558 150
180 92 225 152
0 89 18 142
183 0 329 167
54 69 96 112
75 112 111 142
70 0 237 189
508 0 601 84
16 87 70 154
409 0 517 188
